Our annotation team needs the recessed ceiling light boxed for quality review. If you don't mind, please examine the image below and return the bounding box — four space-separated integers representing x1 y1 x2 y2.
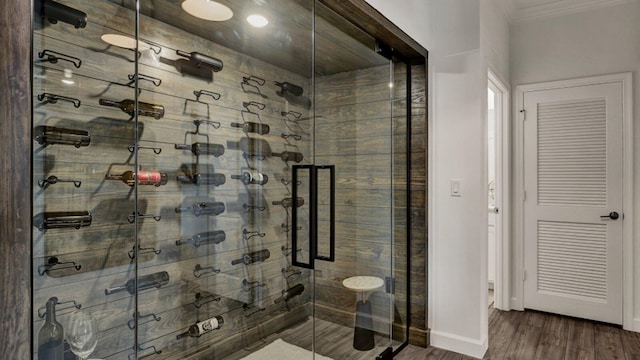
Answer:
247 14 268 28
182 0 233 21
101 34 151 51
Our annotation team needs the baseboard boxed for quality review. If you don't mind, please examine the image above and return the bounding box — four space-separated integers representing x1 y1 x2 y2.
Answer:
630 318 640 332
429 330 488 359
408 326 430 347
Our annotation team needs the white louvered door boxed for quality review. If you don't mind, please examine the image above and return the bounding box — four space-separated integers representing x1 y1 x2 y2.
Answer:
523 81 623 324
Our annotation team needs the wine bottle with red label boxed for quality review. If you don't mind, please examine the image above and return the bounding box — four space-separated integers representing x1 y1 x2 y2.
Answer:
105 170 168 187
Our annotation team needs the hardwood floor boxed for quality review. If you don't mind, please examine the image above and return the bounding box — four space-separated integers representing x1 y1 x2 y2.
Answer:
396 308 640 360
220 307 640 360
222 317 400 360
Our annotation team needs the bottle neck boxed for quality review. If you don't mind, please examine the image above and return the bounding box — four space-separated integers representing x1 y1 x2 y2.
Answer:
45 301 56 323
98 98 119 107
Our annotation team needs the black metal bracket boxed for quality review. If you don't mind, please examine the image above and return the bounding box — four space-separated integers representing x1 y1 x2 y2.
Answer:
281 110 302 120
38 49 82 68
281 267 302 280
128 145 162 154
281 133 302 141
242 228 265 240
242 279 265 292
192 292 221 308
127 212 161 223
127 311 161 330
178 119 221 148
129 344 162 360
127 245 161 259
193 264 220 278
37 297 81 318
242 101 266 112
241 75 267 98
128 73 162 87
38 257 81 276
193 89 221 102
376 347 394 360
38 175 82 189
280 178 302 186
37 92 81 108
281 245 302 257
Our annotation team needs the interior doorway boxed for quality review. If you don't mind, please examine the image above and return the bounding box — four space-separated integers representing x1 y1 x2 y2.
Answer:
487 70 510 311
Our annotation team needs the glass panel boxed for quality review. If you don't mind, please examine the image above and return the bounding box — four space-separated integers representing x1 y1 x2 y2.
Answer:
32 0 138 359
136 0 314 358
313 2 395 358
32 0 410 359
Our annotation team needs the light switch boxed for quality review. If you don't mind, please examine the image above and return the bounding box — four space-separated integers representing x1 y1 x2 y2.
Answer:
450 179 462 197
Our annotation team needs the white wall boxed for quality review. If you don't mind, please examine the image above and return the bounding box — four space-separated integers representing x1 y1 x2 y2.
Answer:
510 0 640 328
365 0 495 358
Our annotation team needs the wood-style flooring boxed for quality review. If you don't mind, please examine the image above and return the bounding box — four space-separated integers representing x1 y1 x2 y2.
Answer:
396 307 640 360
221 303 640 360
222 317 400 360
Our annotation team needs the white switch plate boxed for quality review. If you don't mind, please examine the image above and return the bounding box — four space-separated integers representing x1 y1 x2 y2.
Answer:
450 179 462 197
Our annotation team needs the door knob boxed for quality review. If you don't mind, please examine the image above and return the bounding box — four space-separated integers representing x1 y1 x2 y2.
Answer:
600 211 620 220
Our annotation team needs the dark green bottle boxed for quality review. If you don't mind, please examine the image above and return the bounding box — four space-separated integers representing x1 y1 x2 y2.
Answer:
37 299 64 360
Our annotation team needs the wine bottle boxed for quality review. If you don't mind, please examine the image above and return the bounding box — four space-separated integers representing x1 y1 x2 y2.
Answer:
176 230 226 247
105 271 170 295
175 202 225 216
230 121 270 135
176 315 224 340
106 171 168 187
175 142 225 157
37 299 64 360
176 50 224 72
274 81 304 97
230 171 268 186
271 151 304 163
272 197 304 208
36 211 92 231
177 173 226 186
41 0 87 28
98 98 165 119
34 126 90 148
231 249 271 265
274 284 305 303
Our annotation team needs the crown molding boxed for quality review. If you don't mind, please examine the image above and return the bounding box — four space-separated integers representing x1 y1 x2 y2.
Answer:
511 0 635 23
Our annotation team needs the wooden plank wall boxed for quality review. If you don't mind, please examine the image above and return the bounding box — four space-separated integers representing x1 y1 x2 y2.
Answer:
32 1 314 359
0 0 32 358
408 64 428 346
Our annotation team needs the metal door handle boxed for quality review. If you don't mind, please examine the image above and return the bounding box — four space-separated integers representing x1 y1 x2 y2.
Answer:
600 211 620 220
488 205 499 214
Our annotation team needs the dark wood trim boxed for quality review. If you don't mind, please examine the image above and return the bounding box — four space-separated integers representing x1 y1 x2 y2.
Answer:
318 0 428 63
0 0 32 358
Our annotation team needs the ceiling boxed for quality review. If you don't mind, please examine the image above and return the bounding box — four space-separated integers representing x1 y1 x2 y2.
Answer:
503 0 634 22
110 0 387 77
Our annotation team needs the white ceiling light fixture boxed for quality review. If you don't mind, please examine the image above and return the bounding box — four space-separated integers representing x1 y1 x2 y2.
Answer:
101 33 151 51
182 0 233 21
247 14 269 28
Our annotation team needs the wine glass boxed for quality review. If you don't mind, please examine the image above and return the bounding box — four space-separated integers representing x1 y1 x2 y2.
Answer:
67 310 99 360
